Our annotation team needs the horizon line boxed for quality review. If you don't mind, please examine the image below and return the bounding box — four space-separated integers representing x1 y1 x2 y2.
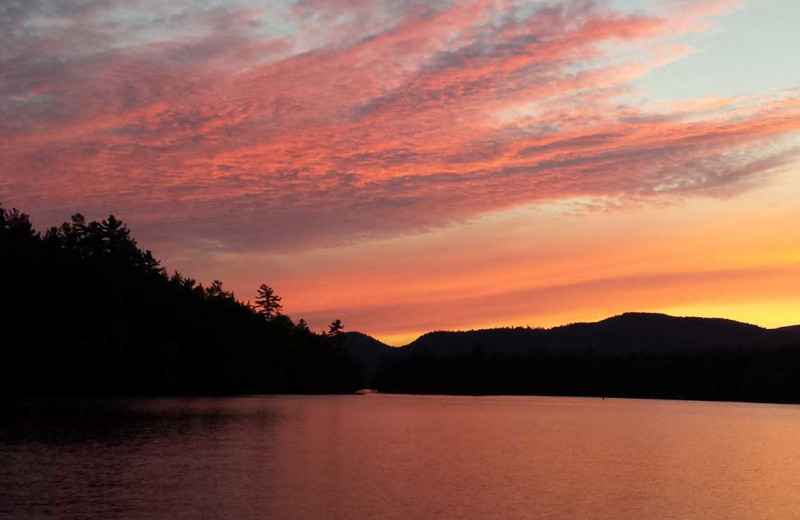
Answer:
359 311 800 348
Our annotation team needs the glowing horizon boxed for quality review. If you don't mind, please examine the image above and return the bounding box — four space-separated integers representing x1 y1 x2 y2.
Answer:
2 0 800 345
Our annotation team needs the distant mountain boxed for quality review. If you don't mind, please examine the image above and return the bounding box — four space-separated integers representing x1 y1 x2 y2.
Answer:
404 312 793 357
347 312 800 358
344 313 800 402
341 332 396 382
771 324 800 344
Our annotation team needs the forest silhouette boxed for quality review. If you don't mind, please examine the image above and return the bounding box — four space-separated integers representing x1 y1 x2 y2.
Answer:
348 315 800 403
0 204 361 396
3 202 800 402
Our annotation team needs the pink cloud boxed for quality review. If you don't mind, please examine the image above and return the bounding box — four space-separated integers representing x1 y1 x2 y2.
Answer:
1 0 798 254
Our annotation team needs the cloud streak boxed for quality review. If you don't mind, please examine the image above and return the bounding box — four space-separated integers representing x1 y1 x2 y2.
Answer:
296 263 800 340
3 0 798 251
4 0 800 340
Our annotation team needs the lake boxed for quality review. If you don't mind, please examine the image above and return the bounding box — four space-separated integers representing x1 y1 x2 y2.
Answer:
2 395 800 519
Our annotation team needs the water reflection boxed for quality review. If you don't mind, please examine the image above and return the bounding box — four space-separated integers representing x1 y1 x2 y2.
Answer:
2 396 800 520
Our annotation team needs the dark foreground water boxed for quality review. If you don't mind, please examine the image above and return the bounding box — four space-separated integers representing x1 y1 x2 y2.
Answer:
2 395 800 520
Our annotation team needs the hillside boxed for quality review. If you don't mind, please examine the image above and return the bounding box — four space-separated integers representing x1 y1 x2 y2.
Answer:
346 313 800 359
0 205 362 396
403 312 792 356
345 313 800 401
341 332 397 382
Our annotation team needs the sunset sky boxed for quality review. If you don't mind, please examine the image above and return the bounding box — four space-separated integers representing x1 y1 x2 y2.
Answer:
2 0 799 344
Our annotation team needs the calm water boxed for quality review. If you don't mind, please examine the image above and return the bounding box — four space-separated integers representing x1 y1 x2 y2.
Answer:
2 395 800 520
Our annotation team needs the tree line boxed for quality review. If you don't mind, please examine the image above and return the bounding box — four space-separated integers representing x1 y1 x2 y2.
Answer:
344 314 800 404
0 204 362 396
5 202 799 403
372 343 800 403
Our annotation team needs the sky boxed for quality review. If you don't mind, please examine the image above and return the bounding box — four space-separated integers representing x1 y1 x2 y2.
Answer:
2 0 799 344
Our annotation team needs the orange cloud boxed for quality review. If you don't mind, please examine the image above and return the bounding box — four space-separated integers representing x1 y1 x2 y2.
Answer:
2 0 799 338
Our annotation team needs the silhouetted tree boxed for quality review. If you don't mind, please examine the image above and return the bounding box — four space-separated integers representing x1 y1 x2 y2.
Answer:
6 201 800 402
0 203 363 397
296 318 310 333
255 283 283 320
328 319 344 337
0 205 36 242
205 280 233 301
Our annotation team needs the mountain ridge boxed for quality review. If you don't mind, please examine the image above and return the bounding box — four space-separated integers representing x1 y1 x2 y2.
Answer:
344 312 800 401
347 312 794 351
343 312 800 390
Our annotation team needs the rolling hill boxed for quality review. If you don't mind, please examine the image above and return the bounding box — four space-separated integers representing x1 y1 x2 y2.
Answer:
344 313 800 401
346 312 800 359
